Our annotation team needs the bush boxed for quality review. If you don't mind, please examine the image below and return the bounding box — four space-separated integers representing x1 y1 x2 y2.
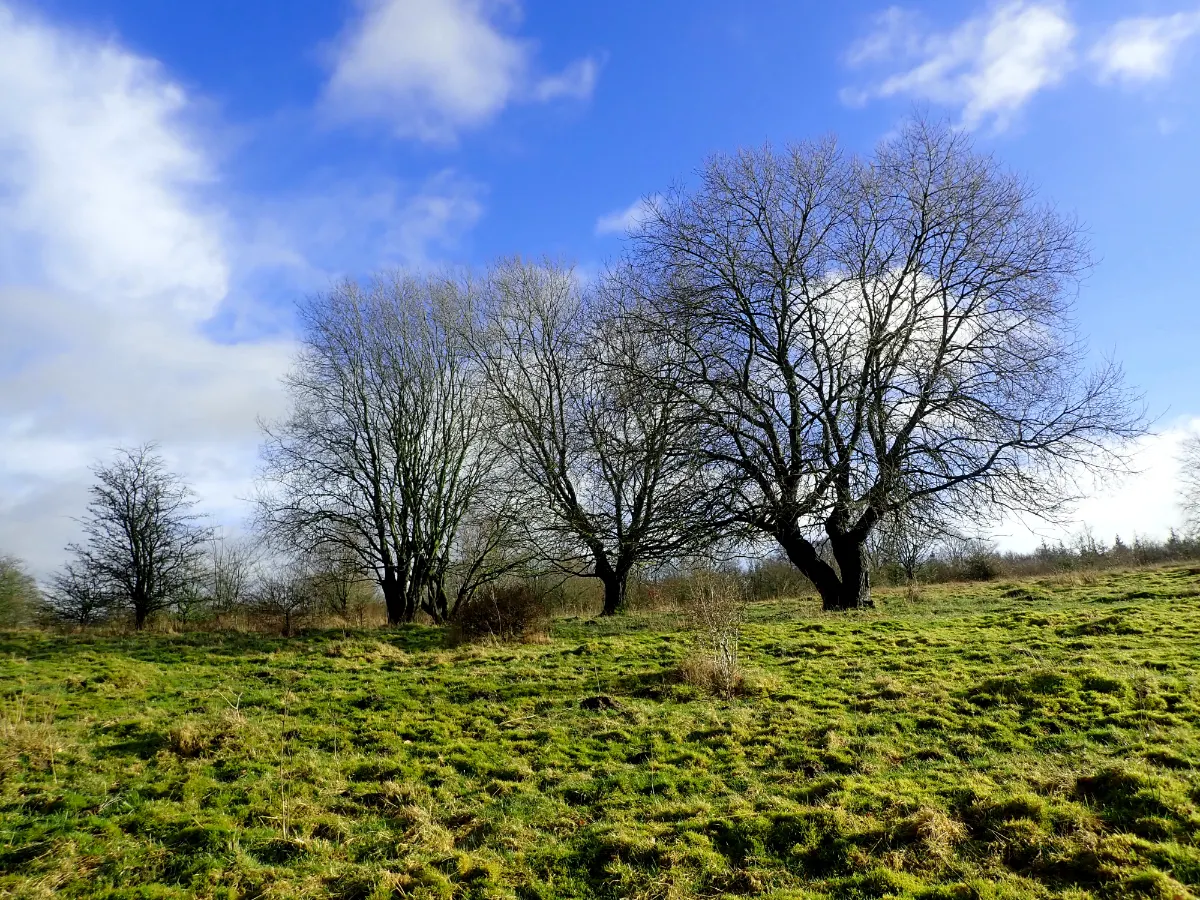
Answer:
448 583 549 644
0 555 42 628
746 555 814 601
250 573 316 637
681 571 747 697
961 554 1000 582
45 559 113 628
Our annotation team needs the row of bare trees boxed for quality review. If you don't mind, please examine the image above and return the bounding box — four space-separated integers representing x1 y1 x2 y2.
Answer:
254 120 1143 616
254 264 723 623
32 120 1145 628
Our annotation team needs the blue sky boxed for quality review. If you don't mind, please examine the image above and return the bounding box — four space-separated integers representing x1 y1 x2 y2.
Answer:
1 0 1198 572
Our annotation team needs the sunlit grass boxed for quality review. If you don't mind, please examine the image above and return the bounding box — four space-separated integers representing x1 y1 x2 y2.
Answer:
3 566 1200 898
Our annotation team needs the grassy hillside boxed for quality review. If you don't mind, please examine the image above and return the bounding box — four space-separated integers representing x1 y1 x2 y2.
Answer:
3 568 1200 899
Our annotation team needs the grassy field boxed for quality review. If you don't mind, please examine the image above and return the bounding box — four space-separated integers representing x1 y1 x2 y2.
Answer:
3 568 1200 899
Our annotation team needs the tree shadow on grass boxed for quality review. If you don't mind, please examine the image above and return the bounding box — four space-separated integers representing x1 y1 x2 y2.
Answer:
92 723 168 760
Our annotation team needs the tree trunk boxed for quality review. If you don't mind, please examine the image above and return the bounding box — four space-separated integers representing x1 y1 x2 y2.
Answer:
425 580 449 625
777 530 841 609
133 596 148 631
381 570 407 625
403 584 419 623
828 530 873 611
777 527 874 611
596 558 630 616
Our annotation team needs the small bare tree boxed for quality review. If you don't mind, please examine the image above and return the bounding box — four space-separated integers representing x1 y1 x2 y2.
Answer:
204 534 260 625
474 259 720 615
47 560 113 627
251 567 315 637
871 498 958 584
442 498 533 618
683 571 748 697
1181 433 1200 538
629 119 1144 610
57 444 210 629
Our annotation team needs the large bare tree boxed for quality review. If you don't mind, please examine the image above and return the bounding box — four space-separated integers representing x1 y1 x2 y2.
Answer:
56 444 210 629
257 273 501 624
628 120 1144 609
474 260 719 615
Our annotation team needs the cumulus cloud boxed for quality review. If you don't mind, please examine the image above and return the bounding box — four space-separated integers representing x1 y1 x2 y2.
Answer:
0 3 292 574
0 4 227 318
1091 10 1200 84
843 2 1075 131
323 0 599 142
594 196 658 237
0 5 486 576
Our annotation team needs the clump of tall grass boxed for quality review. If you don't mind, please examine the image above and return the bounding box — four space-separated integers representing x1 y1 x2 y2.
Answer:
679 571 747 698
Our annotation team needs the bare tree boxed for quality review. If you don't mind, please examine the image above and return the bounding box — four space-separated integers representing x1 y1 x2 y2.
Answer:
302 539 374 620
47 559 112 627
257 273 498 625
442 497 534 618
474 260 719 615
202 533 260 624
870 498 958 584
250 567 315 637
1181 433 1200 538
58 444 210 629
629 119 1144 610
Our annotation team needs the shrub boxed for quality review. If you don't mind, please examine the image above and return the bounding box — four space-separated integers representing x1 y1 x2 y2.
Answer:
680 571 747 698
448 583 549 644
746 555 814 601
0 555 42 628
961 554 1000 582
250 573 316 637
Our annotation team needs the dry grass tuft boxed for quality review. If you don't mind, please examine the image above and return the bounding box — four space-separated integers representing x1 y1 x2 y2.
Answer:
678 651 746 697
681 571 747 698
166 722 211 758
892 807 967 861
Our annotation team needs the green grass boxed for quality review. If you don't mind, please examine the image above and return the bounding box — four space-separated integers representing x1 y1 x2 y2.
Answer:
4 567 1200 899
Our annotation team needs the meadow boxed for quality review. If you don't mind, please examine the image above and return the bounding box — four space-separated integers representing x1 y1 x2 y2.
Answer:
3 567 1200 899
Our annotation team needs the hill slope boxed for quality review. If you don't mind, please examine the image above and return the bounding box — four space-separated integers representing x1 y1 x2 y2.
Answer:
3 568 1200 898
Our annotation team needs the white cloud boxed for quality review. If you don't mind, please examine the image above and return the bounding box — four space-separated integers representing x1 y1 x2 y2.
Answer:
1091 10 1200 84
0 1 294 573
992 419 1200 552
530 56 599 102
0 4 227 318
844 2 1076 131
323 0 599 142
594 196 657 237
844 7 923 66
0 6 485 577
